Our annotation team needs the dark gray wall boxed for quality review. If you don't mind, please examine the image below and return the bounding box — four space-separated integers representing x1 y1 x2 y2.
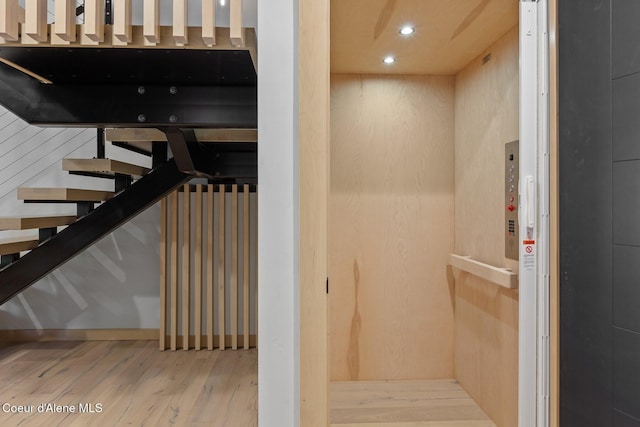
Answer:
560 1 640 425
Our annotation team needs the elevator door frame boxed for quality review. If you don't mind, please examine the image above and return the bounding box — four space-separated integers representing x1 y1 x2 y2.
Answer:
519 1 551 427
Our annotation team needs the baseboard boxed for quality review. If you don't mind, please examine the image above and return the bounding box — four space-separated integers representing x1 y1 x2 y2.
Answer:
0 330 259 349
0 328 159 342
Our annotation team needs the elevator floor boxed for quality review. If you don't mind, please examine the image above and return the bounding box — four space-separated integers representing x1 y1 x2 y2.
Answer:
330 379 496 426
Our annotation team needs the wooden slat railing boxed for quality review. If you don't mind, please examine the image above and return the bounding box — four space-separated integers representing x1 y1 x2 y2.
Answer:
24 0 47 43
113 0 132 44
172 0 187 46
202 0 216 47
53 0 76 43
160 184 257 351
0 0 255 55
143 0 159 45
230 0 244 46
83 0 104 43
0 0 22 42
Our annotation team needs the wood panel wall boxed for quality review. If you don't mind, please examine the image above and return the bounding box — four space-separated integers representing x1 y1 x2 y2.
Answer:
329 74 455 381
299 0 330 423
160 184 258 351
453 27 519 427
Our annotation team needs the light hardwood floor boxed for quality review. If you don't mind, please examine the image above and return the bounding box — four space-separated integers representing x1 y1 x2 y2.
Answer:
331 379 496 427
0 341 257 427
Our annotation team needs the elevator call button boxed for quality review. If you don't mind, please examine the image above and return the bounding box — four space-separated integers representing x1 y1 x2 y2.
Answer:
505 140 519 260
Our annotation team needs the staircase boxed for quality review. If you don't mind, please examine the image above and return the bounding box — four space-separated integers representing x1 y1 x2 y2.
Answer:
0 130 257 304
0 137 184 303
0 1 258 305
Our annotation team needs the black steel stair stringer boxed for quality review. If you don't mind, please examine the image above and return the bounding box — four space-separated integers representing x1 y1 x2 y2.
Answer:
0 158 190 305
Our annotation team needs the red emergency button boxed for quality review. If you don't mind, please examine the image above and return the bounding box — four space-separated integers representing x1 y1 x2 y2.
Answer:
507 204 515 212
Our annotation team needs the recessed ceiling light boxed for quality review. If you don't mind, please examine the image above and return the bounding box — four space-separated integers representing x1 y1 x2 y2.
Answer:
383 56 396 64
399 25 415 35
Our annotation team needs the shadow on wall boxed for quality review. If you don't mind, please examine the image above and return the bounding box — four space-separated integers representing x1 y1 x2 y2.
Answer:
0 205 161 330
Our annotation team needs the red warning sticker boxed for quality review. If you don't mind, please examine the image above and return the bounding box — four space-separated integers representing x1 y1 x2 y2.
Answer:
523 240 536 271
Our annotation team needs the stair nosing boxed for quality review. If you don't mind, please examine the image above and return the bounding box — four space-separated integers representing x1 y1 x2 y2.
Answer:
62 158 150 176
0 215 77 230
0 236 39 255
17 188 115 202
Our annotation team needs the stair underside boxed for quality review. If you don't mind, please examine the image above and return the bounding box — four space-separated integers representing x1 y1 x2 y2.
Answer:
17 188 114 202
62 158 150 177
0 46 257 128
0 237 38 255
0 215 76 230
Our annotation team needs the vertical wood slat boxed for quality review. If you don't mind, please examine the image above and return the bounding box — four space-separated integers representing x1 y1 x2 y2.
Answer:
24 0 47 43
83 0 105 43
143 0 160 45
218 185 226 350
172 0 188 46
195 185 203 350
160 198 168 351
53 0 75 42
230 0 245 46
202 0 216 47
243 184 250 349
207 184 214 350
182 184 190 351
113 0 132 44
231 185 238 350
170 190 179 351
0 0 20 42
162 185 255 351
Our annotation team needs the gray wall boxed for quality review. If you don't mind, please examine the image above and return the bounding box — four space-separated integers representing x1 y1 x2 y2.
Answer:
0 106 160 329
560 1 640 425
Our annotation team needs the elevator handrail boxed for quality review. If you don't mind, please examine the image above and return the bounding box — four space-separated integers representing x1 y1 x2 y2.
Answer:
448 254 518 289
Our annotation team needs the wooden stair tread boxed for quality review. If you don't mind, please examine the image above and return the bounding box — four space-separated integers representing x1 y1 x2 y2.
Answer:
62 158 150 176
106 128 258 143
17 188 115 202
0 236 38 255
110 140 153 155
0 215 76 230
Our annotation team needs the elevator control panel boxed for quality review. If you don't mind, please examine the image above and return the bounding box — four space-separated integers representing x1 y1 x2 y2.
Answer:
505 140 519 260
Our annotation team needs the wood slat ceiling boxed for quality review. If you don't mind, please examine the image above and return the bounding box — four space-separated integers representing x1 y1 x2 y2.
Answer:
331 0 519 75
